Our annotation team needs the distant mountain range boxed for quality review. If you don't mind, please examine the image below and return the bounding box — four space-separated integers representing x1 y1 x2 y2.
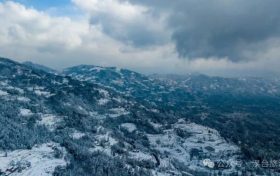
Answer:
0 57 279 175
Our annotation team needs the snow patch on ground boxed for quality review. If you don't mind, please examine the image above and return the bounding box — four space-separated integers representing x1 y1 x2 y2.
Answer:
112 79 124 86
97 89 111 105
0 143 67 176
0 90 8 96
71 130 86 140
89 111 106 119
89 132 118 156
19 109 33 117
6 86 24 94
113 97 125 103
109 108 130 118
37 114 60 131
121 123 137 133
90 66 104 72
34 90 53 97
147 119 242 175
129 151 155 162
0 80 9 86
17 97 30 102
149 121 162 129
98 98 109 105
98 89 109 97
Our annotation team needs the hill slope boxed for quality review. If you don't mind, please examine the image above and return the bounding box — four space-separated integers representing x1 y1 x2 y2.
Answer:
64 64 280 162
0 58 279 175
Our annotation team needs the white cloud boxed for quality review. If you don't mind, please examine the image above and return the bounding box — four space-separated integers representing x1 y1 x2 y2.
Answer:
73 0 146 20
0 1 279 77
0 0 174 72
0 1 88 53
72 0 170 47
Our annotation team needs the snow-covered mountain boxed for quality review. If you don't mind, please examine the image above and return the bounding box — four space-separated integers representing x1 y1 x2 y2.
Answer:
23 61 59 75
0 57 280 175
63 64 280 161
152 74 280 96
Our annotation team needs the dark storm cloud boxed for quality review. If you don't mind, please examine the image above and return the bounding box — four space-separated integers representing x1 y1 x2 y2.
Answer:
89 8 168 48
128 0 280 61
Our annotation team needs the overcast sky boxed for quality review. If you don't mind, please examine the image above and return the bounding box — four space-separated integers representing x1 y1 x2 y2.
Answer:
0 0 280 77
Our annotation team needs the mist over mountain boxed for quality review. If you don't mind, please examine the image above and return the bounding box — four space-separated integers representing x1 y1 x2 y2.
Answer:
0 57 279 175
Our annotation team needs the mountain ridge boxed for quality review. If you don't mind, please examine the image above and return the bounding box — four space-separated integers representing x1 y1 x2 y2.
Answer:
0 57 280 175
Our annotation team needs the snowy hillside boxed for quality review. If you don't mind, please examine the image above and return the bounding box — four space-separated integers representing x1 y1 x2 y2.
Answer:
0 57 280 175
0 143 66 176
